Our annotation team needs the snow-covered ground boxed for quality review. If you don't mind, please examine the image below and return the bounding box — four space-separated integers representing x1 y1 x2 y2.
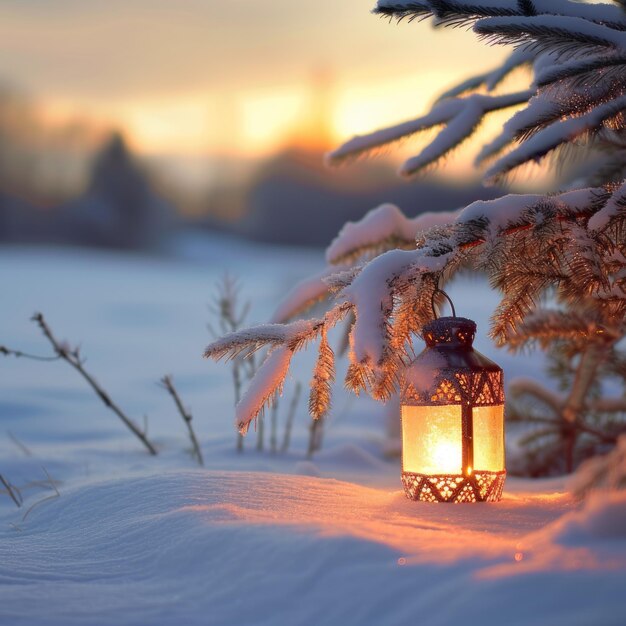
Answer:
0 237 625 626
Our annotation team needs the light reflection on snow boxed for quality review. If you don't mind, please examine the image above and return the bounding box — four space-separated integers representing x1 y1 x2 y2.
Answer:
160 470 624 579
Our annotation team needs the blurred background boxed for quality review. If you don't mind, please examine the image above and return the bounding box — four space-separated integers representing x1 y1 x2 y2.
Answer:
0 0 547 252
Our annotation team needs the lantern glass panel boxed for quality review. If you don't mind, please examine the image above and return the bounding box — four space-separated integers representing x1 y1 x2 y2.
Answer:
472 405 505 472
401 405 462 475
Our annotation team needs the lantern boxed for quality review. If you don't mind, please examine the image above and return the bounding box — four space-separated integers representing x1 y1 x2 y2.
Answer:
400 314 505 503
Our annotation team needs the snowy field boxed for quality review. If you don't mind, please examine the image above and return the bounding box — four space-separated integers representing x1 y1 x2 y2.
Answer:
0 236 625 626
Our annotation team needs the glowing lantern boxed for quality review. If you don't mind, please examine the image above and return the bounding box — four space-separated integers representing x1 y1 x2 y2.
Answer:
401 314 505 503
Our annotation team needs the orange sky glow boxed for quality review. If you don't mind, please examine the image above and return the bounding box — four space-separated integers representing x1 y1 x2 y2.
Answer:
0 0 524 190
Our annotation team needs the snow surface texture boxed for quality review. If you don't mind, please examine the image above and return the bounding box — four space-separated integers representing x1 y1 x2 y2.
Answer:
1 240 625 626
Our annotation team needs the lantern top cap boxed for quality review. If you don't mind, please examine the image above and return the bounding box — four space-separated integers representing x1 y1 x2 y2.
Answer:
422 316 476 349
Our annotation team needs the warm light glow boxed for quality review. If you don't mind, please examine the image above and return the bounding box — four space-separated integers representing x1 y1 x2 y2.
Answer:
473 405 505 472
402 404 505 476
433 442 461 474
401 405 462 475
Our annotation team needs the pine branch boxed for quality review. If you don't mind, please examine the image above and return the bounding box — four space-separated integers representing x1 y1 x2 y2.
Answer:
437 48 535 102
474 16 626 59
506 309 606 351
375 1 626 31
486 95 626 182
308 329 335 419
536 54 626 90
326 203 459 266
327 90 532 176
234 347 293 434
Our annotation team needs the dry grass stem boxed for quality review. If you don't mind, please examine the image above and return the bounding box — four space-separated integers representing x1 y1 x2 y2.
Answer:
7 431 32 457
30 312 158 455
281 381 302 454
0 474 22 508
160 375 204 466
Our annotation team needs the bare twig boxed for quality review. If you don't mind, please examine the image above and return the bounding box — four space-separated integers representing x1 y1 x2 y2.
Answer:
270 397 279 454
208 274 256 453
30 312 158 455
7 431 32 457
160 375 203 466
0 474 22 508
256 413 264 452
0 345 61 362
307 416 324 459
281 381 302 453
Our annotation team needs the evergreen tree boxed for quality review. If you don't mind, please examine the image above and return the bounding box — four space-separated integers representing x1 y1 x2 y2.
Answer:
205 0 626 473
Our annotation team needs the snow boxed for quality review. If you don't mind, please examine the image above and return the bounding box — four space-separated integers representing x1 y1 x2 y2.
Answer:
588 180 626 232
455 188 599 233
376 0 626 29
474 15 626 51
270 267 339 323
342 248 449 365
235 346 293 433
326 203 459 265
326 91 532 178
1 240 625 625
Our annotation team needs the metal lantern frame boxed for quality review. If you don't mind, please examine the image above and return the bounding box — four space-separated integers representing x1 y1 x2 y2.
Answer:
400 306 506 503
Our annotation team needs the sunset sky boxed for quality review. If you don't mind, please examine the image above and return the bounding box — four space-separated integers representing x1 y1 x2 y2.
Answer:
0 0 509 168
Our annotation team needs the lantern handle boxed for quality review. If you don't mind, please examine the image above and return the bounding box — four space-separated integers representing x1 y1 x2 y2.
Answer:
431 288 456 319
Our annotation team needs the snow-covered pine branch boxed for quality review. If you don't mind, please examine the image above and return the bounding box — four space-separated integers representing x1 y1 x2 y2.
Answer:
206 183 625 419
435 48 535 102
589 179 626 232
485 95 626 183
326 90 532 176
269 206 461 325
326 203 459 265
535 54 626 90
206 0 626 441
270 267 344 324
205 306 352 431
374 1 626 31
474 15 626 59
234 346 293 434
329 2 626 184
